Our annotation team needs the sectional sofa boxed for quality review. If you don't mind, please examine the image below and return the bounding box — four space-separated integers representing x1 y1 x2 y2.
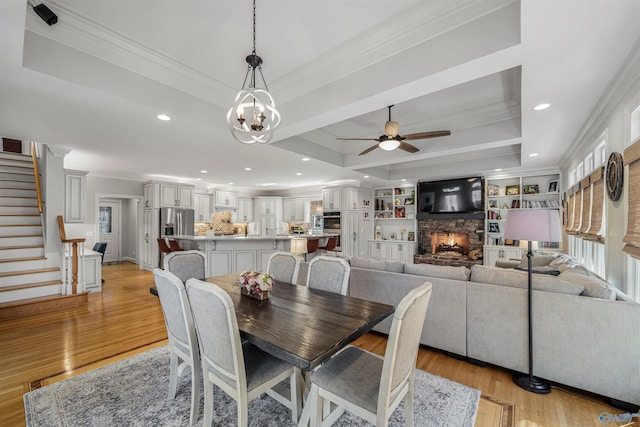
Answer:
297 255 639 407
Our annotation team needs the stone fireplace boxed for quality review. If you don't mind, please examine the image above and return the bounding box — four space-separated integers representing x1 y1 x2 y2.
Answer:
415 217 484 267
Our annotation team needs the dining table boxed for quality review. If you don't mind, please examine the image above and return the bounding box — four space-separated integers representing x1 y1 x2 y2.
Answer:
204 273 395 426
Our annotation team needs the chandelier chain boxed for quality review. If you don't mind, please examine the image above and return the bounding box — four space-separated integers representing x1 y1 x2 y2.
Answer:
252 0 256 55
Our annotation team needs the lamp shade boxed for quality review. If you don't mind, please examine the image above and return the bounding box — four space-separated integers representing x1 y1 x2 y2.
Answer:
504 209 562 242
290 238 308 255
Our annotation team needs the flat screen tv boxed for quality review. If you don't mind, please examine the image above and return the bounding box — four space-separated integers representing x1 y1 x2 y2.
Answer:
417 176 483 218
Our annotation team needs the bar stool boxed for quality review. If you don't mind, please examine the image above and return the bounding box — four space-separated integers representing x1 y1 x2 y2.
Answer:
305 238 319 261
157 238 172 269
318 236 337 256
169 239 185 252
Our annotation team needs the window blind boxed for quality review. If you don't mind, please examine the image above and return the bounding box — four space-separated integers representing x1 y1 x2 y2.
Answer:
578 176 591 235
568 184 581 234
623 139 640 258
585 166 604 242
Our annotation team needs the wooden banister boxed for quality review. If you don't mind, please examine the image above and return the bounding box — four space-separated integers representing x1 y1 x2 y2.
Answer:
57 215 85 294
31 142 43 215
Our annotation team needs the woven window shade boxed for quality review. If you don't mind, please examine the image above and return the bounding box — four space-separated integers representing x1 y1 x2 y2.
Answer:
578 176 591 235
568 185 582 234
585 167 604 242
623 139 640 258
565 191 575 233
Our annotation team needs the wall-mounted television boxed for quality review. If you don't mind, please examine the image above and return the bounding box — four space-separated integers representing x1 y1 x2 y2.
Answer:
417 176 484 219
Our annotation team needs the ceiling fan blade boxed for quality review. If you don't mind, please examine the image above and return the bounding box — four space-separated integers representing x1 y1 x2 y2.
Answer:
398 141 419 153
358 144 380 156
336 137 381 141
402 130 451 140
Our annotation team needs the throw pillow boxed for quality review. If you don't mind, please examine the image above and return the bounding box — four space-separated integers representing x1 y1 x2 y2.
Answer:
559 269 616 300
404 263 471 281
517 253 557 269
470 265 584 295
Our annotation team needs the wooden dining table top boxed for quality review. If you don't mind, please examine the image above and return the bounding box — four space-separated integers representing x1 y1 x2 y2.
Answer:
204 274 395 371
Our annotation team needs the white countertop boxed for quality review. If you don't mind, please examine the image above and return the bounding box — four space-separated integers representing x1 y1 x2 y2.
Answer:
166 233 339 241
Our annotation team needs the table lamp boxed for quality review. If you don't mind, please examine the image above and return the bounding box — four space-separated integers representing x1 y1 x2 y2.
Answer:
290 237 307 260
503 209 561 394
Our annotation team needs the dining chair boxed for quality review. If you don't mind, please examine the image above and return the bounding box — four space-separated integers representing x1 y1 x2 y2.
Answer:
306 256 351 295
92 242 107 282
163 250 207 283
152 268 202 426
267 251 300 284
308 281 433 427
186 278 300 426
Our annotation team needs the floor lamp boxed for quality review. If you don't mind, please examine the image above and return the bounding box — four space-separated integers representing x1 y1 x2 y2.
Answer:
503 209 561 394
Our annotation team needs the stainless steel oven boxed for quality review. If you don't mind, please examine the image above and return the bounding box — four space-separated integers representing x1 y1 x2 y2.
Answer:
323 211 341 251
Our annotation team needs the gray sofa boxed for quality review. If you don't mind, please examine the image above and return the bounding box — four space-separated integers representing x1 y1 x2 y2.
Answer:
338 256 640 407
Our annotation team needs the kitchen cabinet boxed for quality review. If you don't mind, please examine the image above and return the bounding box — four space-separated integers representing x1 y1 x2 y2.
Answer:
64 169 88 223
340 210 359 257
233 250 257 273
484 246 522 267
257 197 280 215
323 188 342 211
368 240 388 260
207 250 232 276
283 197 305 222
343 187 359 211
143 183 153 209
215 190 238 208
160 183 194 208
255 197 282 237
237 197 254 222
142 208 157 270
194 193 212 222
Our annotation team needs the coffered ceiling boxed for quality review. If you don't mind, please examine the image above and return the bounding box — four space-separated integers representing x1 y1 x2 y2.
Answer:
1 0 639 191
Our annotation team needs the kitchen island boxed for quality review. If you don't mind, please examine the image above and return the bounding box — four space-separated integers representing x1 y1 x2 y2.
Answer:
166 233 338 276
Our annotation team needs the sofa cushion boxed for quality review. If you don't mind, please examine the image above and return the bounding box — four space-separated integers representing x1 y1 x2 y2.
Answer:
515 265 561 276
559 269 616 300
470 265 584 295
404 263 470 281
516 253 557 269
349 256 404 273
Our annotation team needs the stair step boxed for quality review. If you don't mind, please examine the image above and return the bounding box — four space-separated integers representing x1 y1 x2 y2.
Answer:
0 279 60 292
0 246 45 259
0 206 40 216
0 258 47 274
0 165 35 175
0 283 65 305
0 226 42 237
0 152 32 161
0 235 43 247
0 176 36 185
0 267 59 278
0 188 37 198
0 158 33 168
0 292 88 320
0 256 46 263
0 214 41 225
0 171 35 181
0 196 38 206
0 268 61 288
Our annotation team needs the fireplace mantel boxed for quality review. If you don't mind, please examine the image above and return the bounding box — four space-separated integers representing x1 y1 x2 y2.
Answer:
415 218 484 267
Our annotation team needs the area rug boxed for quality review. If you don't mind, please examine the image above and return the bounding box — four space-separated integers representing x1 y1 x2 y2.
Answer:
24 345 480 427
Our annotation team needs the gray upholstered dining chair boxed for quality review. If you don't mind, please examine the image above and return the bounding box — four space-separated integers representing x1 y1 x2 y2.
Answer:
306 255 351 295
267 251 300 284
163 250 207 283
152 268 201 426
307 281 433 427
185 278 300 427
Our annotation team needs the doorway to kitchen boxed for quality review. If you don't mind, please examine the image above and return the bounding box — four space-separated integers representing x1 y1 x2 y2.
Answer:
99 200 121 264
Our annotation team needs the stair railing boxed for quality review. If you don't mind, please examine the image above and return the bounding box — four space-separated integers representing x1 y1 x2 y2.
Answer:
31 142 45 244
57 215 85 294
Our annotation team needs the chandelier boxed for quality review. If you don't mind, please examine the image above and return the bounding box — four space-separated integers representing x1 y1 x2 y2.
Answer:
226 0 281 144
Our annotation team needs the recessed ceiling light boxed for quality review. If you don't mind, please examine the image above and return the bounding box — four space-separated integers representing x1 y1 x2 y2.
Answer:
401 178 407 182
244 167 252 171
364 175 370 178
200 170 208 174
529 153 539 157
196 178 202 181
533 103 550 111
296 173 302 176
494 169 502 172
156 114 171 121
302 157 310 162
228 182 234 185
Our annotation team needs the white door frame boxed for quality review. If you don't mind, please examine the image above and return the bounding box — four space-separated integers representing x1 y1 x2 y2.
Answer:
95 193 143 268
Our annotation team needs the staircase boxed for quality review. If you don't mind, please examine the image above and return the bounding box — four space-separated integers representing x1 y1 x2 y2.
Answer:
0 150 86 320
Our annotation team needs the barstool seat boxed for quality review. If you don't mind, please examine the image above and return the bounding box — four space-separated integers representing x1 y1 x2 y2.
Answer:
318 236 337 255
157 238 172 268
169 239 185 252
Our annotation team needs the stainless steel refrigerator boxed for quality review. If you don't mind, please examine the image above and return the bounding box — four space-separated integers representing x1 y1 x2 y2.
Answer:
159 207 195 237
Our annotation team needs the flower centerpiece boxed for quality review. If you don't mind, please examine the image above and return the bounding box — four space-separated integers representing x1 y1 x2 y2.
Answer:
236 270 275 300
399 228 406 241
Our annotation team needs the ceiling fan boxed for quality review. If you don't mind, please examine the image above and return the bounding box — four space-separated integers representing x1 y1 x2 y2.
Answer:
336 105 451 156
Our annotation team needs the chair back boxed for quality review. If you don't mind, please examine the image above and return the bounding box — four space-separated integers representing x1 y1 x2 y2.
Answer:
92 242 107 263
169 239 184 251
378 281 432 414
306 256 350 295
164 250 207 283
306 238 319 254
186 278 247 395
157 238 172 254
267 251 300 284
153 269 199 363
322 237 337 251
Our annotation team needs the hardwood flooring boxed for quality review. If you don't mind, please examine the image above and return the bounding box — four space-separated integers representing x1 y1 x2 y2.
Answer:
0 262 635 426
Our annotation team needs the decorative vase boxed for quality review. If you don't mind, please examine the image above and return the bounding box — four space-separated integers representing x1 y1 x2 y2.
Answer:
241 287 270 300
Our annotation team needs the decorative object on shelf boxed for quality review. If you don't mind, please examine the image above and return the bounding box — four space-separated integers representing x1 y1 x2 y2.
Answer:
506 185 520 195
488 185 499 196
226 0 281 144
547 180 558 193
488 199 498 208
375 225 383 240
407 231 415 241
606 152 623 201
523 184 539 194
504 209 561 395
362 199 370 207
389 233 396 240
399 228 406 240
237 270 274 300
488 222 500 233
363 211 370 221
395 206 405 218
404 197 414 205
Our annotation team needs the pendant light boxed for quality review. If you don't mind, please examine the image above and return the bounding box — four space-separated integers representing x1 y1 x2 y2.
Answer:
226 0 281 144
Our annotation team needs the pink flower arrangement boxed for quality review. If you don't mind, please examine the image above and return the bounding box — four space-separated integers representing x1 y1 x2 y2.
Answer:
236 270 275 294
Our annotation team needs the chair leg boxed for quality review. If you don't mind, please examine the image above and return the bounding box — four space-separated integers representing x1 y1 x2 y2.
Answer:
405 376 415 427
168 351 179 399
238 397 249 427
203 376 214 427
290 369 300 422
309 384 323 427
189 363 201 425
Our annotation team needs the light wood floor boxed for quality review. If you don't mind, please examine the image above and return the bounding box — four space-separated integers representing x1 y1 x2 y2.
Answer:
0 263 635 427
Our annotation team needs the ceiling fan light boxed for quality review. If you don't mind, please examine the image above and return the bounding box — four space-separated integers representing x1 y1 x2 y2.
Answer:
379 139 401 151
384 121 399 137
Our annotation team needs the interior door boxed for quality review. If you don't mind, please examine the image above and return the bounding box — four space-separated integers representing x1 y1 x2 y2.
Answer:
99 200 121 264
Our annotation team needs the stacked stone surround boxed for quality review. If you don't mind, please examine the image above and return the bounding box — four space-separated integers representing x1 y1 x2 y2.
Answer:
414 218 484 268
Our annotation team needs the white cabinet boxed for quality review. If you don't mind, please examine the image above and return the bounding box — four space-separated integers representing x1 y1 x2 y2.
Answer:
283 198 305 222
208 250 232 276
143 183 153 209
369 241 388 260
323 188 342 211
484 246 522 267
233 250 257 273
142 208 157 270
64 169 88 223
257 197 279 215
343 187 359 211
215 191 238 208
237 197 254 222
340 210 358 257
160 183 194 208
194 193 212 222
255 197 282 236
388 241 415 262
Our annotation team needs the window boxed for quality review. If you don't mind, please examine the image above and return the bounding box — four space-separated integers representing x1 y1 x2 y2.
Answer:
99 206 112 233
584 153 594 175
595 140 606 166
568 169 576 187
576 161 584 181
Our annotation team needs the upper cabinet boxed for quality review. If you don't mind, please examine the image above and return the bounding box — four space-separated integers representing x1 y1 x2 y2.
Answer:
283 197 306 222
237 197 254 222
323 188 342 211
143 183 153 209
64 169 88 223
194 193 213 222
215 191 238 208
343 187 359 211
160 183 194 208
